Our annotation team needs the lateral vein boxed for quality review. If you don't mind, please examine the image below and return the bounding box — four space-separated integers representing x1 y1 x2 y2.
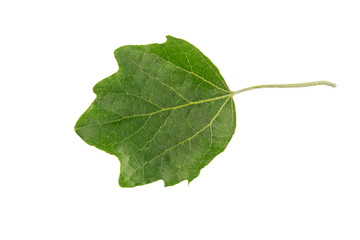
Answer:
122 97 231 184
136 50 230 93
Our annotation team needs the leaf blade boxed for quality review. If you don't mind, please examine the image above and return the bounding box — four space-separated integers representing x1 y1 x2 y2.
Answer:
75 36 236 187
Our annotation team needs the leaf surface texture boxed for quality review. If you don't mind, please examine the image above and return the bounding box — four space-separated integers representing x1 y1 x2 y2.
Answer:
75 36 236 187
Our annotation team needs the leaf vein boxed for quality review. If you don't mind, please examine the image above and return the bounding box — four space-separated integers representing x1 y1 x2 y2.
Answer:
128 56 191 103
74 94 230 130
136 50 230 93
122 97 230 184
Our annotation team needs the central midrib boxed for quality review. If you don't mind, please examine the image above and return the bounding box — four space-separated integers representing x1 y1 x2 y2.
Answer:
75 93 233 130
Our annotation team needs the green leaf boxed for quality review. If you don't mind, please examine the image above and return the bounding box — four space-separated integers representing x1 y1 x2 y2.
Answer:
75 36 336 188
75 36 236 187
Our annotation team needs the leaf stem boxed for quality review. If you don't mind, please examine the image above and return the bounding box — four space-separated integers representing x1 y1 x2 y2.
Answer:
231 81 336 96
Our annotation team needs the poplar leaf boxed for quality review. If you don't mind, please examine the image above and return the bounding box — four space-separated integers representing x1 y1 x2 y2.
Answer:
75 36 236 187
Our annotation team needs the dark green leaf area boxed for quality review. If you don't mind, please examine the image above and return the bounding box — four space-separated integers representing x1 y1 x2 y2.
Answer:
75 36 236 187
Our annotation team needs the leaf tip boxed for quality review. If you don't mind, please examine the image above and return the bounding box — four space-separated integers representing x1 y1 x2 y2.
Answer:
165 35 180 43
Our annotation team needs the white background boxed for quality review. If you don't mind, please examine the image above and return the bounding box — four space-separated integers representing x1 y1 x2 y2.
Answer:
1 0 359 239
